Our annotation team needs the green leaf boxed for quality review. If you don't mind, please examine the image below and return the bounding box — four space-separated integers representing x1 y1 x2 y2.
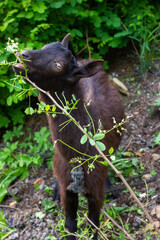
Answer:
88 131 93 137
153 132 160 145
52 105 56 112
32 2 47 13
41 198 57 212
89 138 95 146
6 96 12 106
0 188 7 203
50 1 65 9
114 30 130 38
151 98 160 106
99 161 109 166
25 107 34 115
35 211 46 219
109 147 114 155
93 133 105 141
96 141 106 151
80 135 87 144
0 114 10 128
0 18 15 32
25 12 34 19
45 105 50 111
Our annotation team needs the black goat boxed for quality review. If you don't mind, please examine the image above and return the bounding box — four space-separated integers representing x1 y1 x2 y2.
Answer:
13 33 124 239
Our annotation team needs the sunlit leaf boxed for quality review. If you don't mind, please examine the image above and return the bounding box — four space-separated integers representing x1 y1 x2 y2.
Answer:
96 141 106 151
80 135 87 144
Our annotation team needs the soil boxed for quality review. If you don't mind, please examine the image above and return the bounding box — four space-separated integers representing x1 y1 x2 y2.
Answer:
1 50 160 240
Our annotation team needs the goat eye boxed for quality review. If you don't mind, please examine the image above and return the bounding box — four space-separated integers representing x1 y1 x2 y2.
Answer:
56 62 62 70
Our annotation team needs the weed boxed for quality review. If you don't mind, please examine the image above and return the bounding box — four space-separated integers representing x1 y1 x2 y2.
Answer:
151 97 160 111
0 125 54 203
0 211 16 239
128 7 160 80
153 132 160 146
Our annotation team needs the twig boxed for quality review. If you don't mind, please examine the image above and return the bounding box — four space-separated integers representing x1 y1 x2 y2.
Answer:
7 179 23 190
0 204 21 212
77 46 87 56
141 145 160 162
86 28 91 60
85 215 109 240
122 137 133 152
64 229 88 239
23 76 160 236
101 210 134 240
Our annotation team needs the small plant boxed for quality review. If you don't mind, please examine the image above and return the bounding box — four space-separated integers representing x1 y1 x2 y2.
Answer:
108 151 139 184
153 132 160 146
128 7 160 80
0 211 16 239
151 97 160 110
41 198 57 213
0 125 54 202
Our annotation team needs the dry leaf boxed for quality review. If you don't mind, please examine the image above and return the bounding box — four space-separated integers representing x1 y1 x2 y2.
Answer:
34 178 44 186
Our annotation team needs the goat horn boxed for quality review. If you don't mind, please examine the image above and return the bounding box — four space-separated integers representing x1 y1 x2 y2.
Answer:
61 33 71 48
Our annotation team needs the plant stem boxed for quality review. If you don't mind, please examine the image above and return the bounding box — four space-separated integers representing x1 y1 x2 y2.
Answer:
101 210 134 240
85 214 109 240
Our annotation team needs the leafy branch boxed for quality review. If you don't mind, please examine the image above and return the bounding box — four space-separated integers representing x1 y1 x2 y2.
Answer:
22 75 160 237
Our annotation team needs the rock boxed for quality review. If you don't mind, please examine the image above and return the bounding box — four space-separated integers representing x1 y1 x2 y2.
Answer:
143 173 152 180
151 205 160 219
156 205 160 219
34 178 45 186
9 201 16 208
133 216 142 227
151 206 156 216
152 153 160 161
111 77 129 96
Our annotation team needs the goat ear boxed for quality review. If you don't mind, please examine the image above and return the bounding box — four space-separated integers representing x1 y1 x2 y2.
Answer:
70 60 104 82
61 33 71 48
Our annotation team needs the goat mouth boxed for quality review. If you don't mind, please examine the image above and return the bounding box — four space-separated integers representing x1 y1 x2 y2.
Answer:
13 56 29 76
13 62 29 76
14 63 27 69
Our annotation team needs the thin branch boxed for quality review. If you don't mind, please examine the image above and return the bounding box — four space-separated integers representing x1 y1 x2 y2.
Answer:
85 214 109 240
64 229 88 239
101 210 134 240
0 204 22 212
86 28 91 60
77 46 87 56
23 76 160 236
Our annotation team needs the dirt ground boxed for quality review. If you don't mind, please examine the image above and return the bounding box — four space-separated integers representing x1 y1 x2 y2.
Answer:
1 50 160 240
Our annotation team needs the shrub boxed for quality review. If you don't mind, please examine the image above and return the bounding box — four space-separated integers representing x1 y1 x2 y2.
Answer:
0 0 159 129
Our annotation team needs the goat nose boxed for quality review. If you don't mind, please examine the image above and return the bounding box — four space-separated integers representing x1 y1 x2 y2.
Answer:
21 51 30 59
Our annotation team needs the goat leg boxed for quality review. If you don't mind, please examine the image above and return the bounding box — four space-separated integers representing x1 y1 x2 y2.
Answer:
62 190 78 240
86 193 104 240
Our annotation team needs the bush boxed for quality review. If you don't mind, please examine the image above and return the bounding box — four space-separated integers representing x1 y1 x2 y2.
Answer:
0 0 159 129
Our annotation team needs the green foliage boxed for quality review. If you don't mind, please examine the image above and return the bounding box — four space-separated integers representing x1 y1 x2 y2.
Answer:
0 168 27 203
0 211 16 239
41 198 57 212
109 151 140 184
153 132 160 146
128 6 160 79
0 125 54 202
0 0 159 128
151 97 160 110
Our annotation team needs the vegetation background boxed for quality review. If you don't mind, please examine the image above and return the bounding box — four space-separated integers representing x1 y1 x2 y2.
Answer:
0 0 160 239
0 0 159 130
